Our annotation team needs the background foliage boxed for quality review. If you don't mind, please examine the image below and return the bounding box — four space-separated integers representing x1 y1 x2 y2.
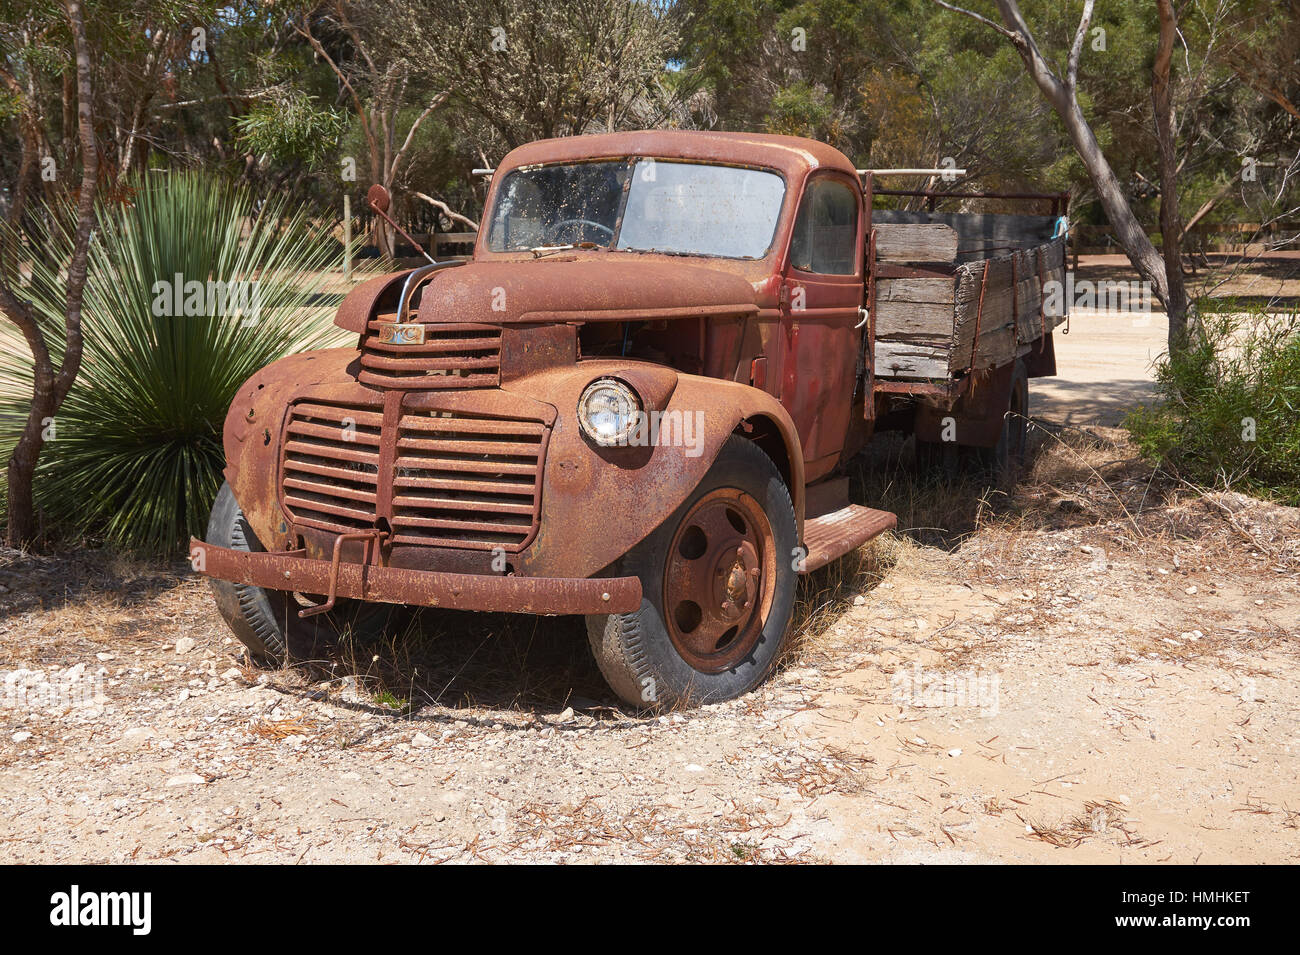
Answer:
1 0 1298 551
0 172 345 551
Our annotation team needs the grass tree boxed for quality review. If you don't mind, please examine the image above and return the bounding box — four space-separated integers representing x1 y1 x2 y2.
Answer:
0 172 348 553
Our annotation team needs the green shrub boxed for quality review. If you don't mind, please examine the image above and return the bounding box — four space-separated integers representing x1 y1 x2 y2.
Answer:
0 172 350 553
1125 302 1300 504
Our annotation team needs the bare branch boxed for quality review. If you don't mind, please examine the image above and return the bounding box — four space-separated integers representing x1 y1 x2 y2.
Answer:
390 91 449 184
929 0 1022 45
412 192 479 231
1067 0 1097 91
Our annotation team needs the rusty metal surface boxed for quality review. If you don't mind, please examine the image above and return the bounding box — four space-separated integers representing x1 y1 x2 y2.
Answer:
490 130 858 206
413 258 758 325
190 538 642 614
214 347 805 586
799 505 897 573
662 487 775 673
200 130 905 615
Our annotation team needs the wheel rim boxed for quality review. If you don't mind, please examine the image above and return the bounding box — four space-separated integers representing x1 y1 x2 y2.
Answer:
662 488 776 673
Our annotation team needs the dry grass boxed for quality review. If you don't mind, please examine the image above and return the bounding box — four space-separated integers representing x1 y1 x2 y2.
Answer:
1023 798 1157 850
502 796 809 863
246 716 319 741
759 744 879 797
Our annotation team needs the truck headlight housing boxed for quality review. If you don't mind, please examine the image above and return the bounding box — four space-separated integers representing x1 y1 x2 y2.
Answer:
578 378 640 446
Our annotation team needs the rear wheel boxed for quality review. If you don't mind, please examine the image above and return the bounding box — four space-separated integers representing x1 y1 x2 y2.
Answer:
973 358 1029 485
585 436 798 710
914 359 1029 487
205 482 400 665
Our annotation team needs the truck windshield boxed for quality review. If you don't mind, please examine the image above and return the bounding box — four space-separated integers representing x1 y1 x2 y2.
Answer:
486 159 785 259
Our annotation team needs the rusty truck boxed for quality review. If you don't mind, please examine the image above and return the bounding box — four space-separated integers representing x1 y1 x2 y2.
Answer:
191 130 1068 708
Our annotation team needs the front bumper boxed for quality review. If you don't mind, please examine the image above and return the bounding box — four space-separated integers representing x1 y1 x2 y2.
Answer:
189 538 642 615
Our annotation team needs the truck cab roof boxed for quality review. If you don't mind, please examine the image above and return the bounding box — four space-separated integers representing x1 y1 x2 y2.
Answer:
494 129 859 184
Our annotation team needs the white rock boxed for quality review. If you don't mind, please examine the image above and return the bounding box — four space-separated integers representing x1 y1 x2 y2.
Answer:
165 774 206 787
411 732 434 748
947 748 962 757
556 707 575 722
852 595 867 607
11 731 32 743
175 637 196 654
685 763 704 773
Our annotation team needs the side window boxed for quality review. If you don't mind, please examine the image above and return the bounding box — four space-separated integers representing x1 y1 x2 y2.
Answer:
790 178 858 275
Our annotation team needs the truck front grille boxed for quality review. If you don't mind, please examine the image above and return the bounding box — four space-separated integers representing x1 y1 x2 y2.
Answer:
391 412 543 548
279 400 545 551
359 321 501 389
281 402 382 531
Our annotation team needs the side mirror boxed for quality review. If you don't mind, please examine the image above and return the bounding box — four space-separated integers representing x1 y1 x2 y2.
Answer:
367 184 391 214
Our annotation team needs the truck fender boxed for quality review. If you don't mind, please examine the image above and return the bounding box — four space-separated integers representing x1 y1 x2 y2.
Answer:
506 363 805 580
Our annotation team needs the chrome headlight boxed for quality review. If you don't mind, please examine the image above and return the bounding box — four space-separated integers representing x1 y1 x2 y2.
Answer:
578 378 640 446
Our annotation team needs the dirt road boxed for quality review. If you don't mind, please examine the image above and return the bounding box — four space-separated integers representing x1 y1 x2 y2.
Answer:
1033 307 1163 427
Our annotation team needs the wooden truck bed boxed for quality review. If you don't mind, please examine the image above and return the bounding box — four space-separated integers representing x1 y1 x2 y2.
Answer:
869 211 1068 380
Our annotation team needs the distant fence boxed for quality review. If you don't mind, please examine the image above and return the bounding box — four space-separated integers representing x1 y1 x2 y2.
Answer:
346 207 477 263
1069 221 1298 266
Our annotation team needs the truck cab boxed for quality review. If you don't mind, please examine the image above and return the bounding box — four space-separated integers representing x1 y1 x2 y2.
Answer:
193 130 1064 708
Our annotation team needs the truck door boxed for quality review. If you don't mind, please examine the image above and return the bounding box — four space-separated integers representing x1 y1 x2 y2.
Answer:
779 172 865 481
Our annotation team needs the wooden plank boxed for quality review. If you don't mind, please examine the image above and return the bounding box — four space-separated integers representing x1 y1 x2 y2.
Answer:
875 277 955 305
874 223 958 263
875 301 955 338
873 234 1068 380
874 210 1061 254
948 235 1068 373
874 339 950 379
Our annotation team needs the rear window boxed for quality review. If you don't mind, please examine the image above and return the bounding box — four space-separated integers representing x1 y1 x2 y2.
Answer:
790 178 858 274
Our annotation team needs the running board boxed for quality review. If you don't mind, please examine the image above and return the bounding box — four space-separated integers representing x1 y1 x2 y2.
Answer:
800 505 897 573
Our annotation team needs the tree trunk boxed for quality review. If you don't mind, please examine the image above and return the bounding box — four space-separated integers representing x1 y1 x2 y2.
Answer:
1153 0 1194 353
942 1 1196 357
3 0 99 549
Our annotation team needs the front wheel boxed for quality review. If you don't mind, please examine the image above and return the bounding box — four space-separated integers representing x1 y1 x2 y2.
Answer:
205 482 402 665
585 436 798 709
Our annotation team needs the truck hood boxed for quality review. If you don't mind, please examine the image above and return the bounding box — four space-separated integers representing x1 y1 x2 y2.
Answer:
412 257 760 325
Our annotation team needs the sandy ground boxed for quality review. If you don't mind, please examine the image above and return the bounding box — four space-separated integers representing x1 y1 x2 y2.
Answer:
0 254 1297 864
1032 307 1163 427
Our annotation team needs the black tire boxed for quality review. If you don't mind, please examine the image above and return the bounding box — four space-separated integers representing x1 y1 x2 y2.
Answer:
972 358 1029 485
914 436 960 479
205 482 400 665
585 436 798 710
